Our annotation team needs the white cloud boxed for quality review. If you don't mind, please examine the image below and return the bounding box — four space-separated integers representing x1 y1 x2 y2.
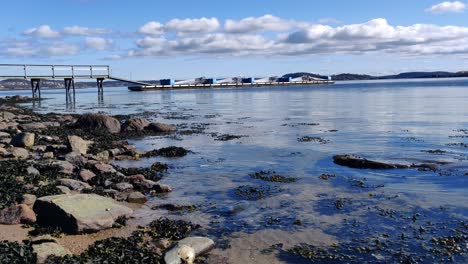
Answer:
85 37 112 51
426 1 466 14
23 25 60 38
224 14 298 33
138 21 164 35
165 17 220 33
128 17 468 58
63 26 110 35
46 42 79 55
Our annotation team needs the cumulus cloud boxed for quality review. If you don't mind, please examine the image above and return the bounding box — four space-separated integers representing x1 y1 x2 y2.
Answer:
128 17 468 58
138 21 164 35
224 14 297 33
85 37 112 51
46 42 79 55
23 25 60 38
63 26 110 35
165 17 220 33
426 1 466 14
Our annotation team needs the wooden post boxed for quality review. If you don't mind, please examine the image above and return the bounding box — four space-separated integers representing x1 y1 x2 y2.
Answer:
30 79 41 98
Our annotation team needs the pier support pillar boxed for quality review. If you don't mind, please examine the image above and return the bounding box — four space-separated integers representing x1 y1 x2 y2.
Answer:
64 78 76 103
97 78 104 103
31 79 41 98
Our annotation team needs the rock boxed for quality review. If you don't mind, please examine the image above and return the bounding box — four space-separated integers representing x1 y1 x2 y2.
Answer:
0 147 7 156
34 194 133 234
56 186 71 194
32 242 71 264
79 169 96 182
22 194 37 207
108 148 122 157
114 182 133 191
27 166 40 176
65 152 88 166
127 192 147 204
0 131 10 138
11 147 29 159
154 238 171 250
154 183 172 193
0 204 36 225
31 145 47 152
19 122 47 131
75 113 121 134
164 236 215 264
58 179 92 191
42 152 54 159
53 161 75 175
122 118 151 132
94 163 116 173
67 135 92 155
95 150 110 162
333 154 410 169
147 122 176 133
10 132 35 147
127 174 146 183
0 111 15 120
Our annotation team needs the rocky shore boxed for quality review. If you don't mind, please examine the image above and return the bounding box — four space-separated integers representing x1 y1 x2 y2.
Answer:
0 96 214 263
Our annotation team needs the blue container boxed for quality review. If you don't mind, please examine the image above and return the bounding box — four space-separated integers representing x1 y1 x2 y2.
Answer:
277 77 292 83
160 79 174 85
204 78 217 84
242 77 254 83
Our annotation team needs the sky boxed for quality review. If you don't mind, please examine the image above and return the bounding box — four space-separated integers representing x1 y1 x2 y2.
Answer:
1 0 468 79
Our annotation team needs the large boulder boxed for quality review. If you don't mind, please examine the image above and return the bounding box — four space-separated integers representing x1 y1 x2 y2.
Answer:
75 113 121 134
0 204 36 225
34 194 133 234
67 135 92 155
19 122 47 131
146 122 176 133
122 118 150 132
164 236 215 264
0 111 15 120
10 132 35 147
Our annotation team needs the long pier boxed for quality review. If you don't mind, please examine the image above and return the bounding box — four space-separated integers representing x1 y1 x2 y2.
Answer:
128 80 334 91
0 64 151 99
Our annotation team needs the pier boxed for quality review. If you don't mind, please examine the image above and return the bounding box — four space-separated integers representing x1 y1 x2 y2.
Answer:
0 64 151 100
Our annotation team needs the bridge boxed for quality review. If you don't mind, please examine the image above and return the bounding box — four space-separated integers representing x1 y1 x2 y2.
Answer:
0 64 151 99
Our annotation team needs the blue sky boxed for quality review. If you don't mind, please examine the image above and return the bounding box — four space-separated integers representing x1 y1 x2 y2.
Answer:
1 0 468 79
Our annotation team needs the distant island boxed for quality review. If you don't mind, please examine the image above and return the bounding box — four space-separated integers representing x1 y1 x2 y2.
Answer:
1 71 467 90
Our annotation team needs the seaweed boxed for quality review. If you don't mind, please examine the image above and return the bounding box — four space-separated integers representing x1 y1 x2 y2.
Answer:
249 170 297 183
141 146 190 158
115 162 168 181
140 217 199 240
235 185 279 200
0 241 36 264
297 136 330 144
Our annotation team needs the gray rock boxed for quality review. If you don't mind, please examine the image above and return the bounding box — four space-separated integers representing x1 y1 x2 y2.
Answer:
147 122 176 133
108 148 122 157
65 152 88 166
0 147 7 156
0 111 15 120
127 192 147 204
32 242 71 264
75 113 121 134
94 163 116 173
34 194 133 234
53 161 75 175
67 135 92 155
19 122 47 131
11 132 35 147
114 182 133 191
58 179 92 191
0 131 10 138
31 145 47 152
56 186 71 194
95 151 110 162
122 118 150 132
22 194 37 207
79 169 96 182
27 166 40 176
42 152 54 159
0 204 36 225
11 147 29 159
164 236 215 264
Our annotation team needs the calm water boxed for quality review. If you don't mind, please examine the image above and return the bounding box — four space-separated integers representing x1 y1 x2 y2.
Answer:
2 78 468 262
